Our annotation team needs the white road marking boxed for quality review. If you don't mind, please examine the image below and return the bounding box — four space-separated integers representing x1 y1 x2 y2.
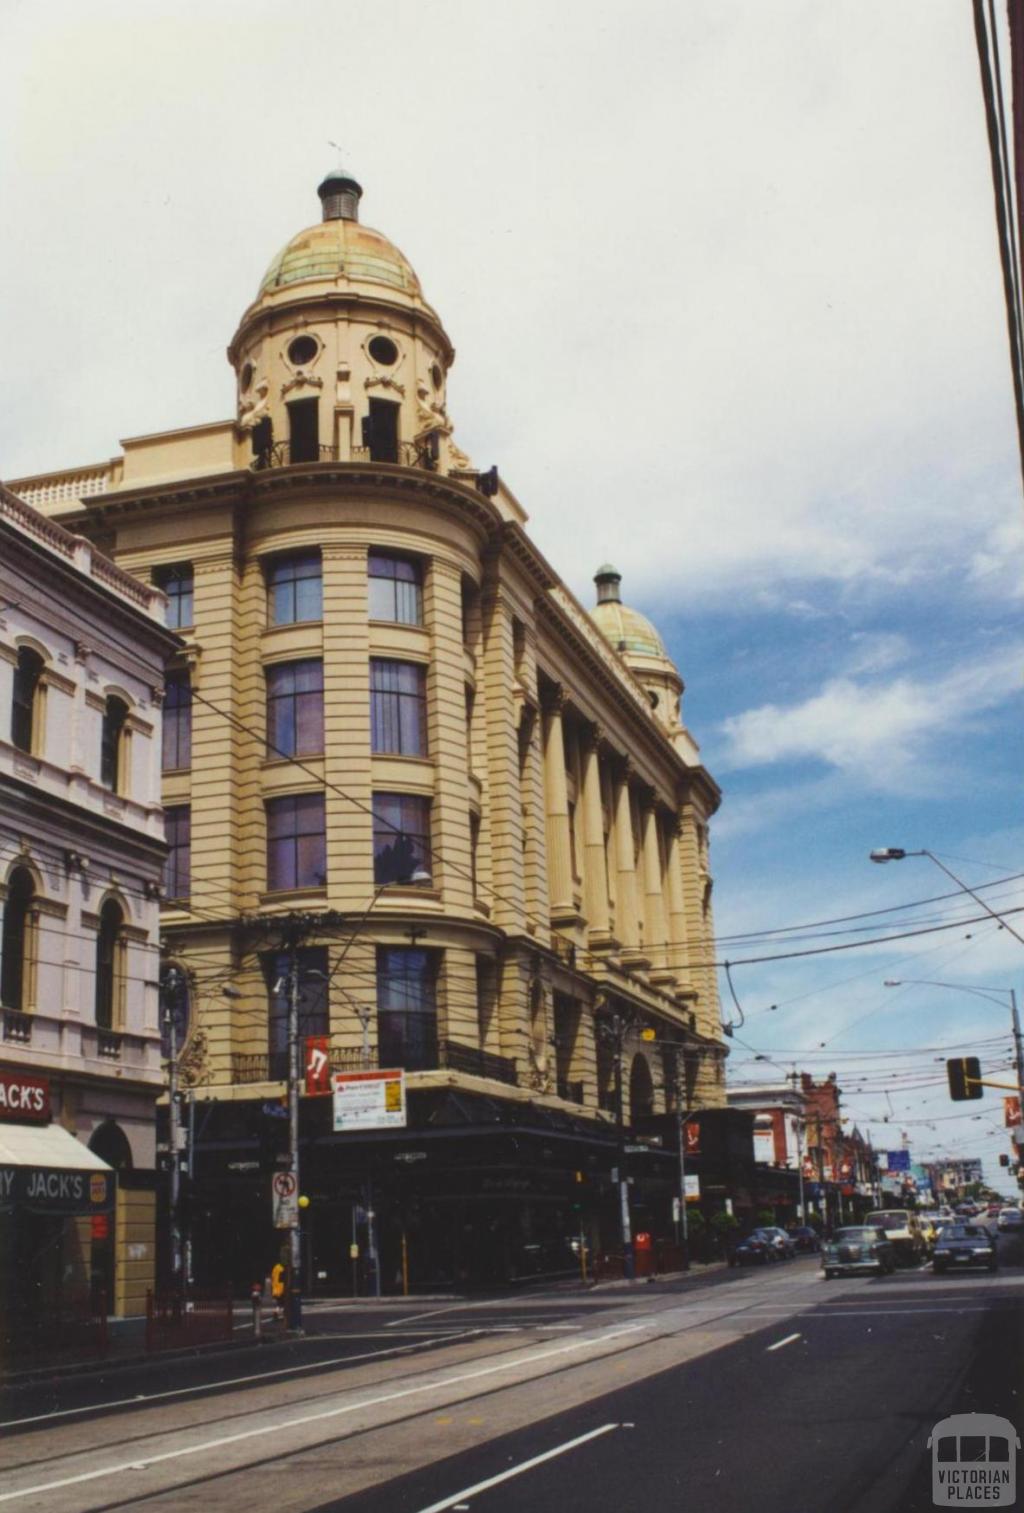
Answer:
410 1424 620 1513
766 1333 801 1352
0 1328 644 1502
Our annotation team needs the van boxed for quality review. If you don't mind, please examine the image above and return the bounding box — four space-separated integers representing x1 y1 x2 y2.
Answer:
863 1209 925 1265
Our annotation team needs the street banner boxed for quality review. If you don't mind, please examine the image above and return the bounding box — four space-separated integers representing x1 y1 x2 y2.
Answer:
305 1036 331 1095
272 1170 298 1229
683 1121 700 1156
332 1069 406 1132
684 1174 700 1201
1004 1096 1022 1128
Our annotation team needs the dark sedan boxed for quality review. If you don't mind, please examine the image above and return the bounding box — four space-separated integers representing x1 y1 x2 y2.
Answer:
787 1225 821 1253
932 1223 998 1274
821 1226 895 1279
734 1229 781 1265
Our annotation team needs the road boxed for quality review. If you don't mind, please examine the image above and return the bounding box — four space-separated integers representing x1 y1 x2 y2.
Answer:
1 1230 1021 1513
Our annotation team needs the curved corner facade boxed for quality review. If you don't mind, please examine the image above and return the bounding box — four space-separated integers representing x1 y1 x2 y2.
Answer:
9 174 728 1292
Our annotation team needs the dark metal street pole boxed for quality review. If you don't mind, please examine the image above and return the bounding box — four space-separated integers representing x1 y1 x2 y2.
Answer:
286 940 303 1330
161 966 183 1289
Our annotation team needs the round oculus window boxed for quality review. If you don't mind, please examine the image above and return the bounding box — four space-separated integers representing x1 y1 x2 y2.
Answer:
368 335 399 366
287 335 319 367
430 362 443 390
240 361 254 392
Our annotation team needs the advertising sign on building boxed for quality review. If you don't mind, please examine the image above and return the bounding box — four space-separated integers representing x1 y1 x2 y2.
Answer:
684 1174 700 1201
885 1150 911 1172
305 1037 331 1095
1004 1096 1022 1128
0 1070 51 1124
332 1070 406 1132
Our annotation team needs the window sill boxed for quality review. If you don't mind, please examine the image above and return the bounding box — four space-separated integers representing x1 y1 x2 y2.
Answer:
374 884 442 904
369 617 427 632
262 754 325 769
258 887 329 907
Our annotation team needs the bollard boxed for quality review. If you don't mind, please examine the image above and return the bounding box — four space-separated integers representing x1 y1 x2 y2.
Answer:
250 1281 262 1340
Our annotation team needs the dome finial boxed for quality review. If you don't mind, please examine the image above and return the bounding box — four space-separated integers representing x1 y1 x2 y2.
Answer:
318 156 362 223
594 563 622 605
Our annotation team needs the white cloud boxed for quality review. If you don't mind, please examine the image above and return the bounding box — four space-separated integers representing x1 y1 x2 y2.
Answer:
0 1 1019 613
718 644 1023 782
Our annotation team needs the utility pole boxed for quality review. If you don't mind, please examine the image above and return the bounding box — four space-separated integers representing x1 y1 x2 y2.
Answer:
597 1008 634 1282
161 965 184 1289
285 923 304 1331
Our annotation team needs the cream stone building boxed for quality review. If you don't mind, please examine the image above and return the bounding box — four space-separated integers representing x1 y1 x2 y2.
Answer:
0 484 177 1340
9 168 726 1290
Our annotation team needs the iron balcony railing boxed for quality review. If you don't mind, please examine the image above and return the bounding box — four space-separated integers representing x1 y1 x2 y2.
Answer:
230 1038 518 1087
252 441 442 472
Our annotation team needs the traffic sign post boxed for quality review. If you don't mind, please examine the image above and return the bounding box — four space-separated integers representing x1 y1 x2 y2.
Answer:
272 1170 299 1229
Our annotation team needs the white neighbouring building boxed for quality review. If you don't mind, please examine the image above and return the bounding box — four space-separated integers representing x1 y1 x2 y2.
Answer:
0 483 178 1346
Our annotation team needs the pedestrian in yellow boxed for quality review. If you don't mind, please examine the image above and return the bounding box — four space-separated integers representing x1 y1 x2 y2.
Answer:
271 1260 287 1321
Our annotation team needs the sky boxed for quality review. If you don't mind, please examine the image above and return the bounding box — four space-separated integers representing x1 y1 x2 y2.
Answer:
3 0 1023 1192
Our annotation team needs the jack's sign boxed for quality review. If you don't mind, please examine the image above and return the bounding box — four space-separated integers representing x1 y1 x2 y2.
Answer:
0 1070 50 1124
0 1166 112 1214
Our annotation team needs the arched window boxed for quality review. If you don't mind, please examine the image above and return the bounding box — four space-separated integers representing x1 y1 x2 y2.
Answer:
629 1053 655 1122
101 696 129 792
1 867 35 1011
95 899 125 1030
11 647 44 754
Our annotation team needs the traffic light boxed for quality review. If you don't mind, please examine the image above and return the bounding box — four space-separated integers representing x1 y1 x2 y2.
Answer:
999 1153 1010 1167
947 1056 983 1102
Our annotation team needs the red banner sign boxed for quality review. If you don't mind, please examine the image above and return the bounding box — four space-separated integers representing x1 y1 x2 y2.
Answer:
305 1037 331 1095
1005 1096 1022 1128
683 1121 700 1156
0 1069 51 1124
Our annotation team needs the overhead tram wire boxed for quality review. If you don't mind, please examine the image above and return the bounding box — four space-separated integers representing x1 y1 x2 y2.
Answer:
180 686 1024 980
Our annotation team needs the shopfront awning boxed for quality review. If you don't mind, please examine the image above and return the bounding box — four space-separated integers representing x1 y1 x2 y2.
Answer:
0 1123 114 1214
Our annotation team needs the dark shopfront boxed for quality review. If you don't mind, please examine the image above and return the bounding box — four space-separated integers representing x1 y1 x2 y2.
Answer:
0 1118 116 1363
186 1087 683 1295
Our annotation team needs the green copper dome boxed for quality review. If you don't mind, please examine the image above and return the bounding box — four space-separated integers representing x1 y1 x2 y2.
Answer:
258 218 423 299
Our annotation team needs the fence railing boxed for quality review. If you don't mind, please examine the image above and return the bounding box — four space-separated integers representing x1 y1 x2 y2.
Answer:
145 1290 233 1354
231 1038 518 1087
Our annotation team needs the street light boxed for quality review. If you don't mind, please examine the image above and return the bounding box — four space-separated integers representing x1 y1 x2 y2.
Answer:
868 847 1024 949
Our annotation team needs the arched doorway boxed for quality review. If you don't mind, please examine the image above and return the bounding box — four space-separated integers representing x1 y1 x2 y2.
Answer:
89 1120 133 1171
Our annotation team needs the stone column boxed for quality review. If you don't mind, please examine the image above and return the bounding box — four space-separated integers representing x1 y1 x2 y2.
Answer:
665 817 691 985
640 796 668 975
612 759 641 957
480 587 526 931
541 685 575 920
579 724 611 940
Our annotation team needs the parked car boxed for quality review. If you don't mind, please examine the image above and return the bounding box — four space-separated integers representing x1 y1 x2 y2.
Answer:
763 1227 797 1259
787 1225 821 1253
821 1226 896 1279
997 1208 1024 1233
863 1209 926 1266
734 1229 781 1265
932 1223 998 1274
986 1202 1002 1218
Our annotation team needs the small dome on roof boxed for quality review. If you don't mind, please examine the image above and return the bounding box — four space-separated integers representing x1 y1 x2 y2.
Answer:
257 217 423 300
589 565 672 662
